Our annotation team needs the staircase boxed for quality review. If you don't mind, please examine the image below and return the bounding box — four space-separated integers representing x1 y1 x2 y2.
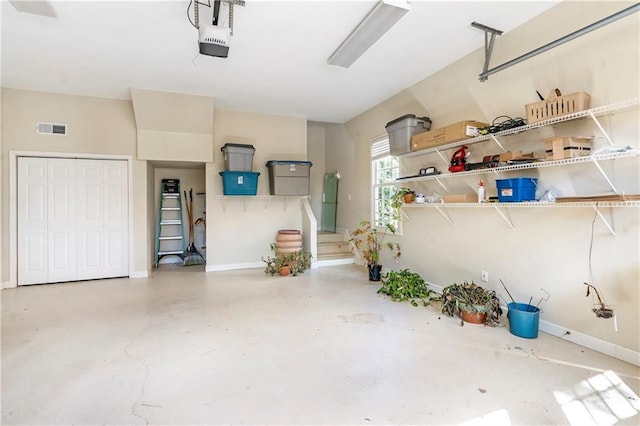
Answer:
316 231 354 266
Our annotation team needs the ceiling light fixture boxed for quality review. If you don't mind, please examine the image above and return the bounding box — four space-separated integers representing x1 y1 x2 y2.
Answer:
327 0 410 68
9 0 57 18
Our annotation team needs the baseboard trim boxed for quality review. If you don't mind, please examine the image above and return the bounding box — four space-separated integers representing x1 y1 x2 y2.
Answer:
317 258 355 267
2 281 14 290
538 319 639 367
129 271 149 279
206 262 264 272
426 281 639 367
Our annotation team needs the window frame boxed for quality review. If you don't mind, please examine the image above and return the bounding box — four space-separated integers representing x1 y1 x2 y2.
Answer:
370 135 400 233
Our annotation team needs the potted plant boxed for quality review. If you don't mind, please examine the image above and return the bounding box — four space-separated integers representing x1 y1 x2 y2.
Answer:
350 220 401 281
394 187 416 206
439 281 503 326
262 243 312 276
377 269 435 307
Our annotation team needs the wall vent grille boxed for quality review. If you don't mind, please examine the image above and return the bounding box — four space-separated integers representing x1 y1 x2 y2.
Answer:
37 122 67 136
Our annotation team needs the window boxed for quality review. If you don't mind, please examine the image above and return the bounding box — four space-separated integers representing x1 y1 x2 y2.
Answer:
371 136 399 228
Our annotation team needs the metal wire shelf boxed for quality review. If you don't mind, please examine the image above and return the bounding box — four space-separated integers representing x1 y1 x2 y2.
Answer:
399 98 639 158
397 150 638 182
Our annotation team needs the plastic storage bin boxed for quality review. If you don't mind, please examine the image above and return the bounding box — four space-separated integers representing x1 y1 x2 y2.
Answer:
219 171 259 195
496 178 537 202
221 143 255 171
385 114 432 156
266 161 313 195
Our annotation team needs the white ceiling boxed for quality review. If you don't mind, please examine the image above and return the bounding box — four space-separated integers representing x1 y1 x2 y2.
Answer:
1 0 560 123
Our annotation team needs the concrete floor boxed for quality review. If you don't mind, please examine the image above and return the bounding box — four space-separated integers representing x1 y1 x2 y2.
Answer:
2 265 639 425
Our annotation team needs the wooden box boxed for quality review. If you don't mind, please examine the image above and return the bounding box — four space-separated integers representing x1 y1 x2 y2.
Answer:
526 92 590 123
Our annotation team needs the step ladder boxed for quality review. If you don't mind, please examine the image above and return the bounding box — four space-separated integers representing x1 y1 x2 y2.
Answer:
154 179 186 267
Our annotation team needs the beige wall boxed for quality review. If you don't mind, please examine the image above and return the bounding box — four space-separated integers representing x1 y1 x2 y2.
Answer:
207 109 309 269
0 88 149 282
131 88 215 163
1 91 311 280
307 122 326 224
341 1 640 354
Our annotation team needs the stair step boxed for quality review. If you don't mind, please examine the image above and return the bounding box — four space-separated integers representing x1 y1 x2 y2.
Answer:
317 232 348 243
158 250 184 256
160 220 182 225
318 242 351 256
317 252 354 261
159 236 183 240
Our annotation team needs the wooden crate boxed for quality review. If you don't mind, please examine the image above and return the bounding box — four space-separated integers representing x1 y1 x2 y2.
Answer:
525 92 590 123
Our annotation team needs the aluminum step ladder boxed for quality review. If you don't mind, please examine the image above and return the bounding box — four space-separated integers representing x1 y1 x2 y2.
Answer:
154 179 185 267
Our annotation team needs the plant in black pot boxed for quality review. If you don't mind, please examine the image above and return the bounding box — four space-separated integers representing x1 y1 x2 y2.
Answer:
440 281 503 326
350 220 401 281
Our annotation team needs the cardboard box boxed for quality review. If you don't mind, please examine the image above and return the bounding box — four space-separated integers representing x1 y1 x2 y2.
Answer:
411 120 488 151
443 194 477 203
543 136 592 160
498 151 523 162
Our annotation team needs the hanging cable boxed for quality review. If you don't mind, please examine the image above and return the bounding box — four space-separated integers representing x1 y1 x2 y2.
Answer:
584 203 614 319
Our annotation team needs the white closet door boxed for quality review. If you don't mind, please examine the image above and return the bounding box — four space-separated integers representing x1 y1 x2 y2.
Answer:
76 159 129 280
76 160 104 280
102 160 129 277
47 159 77 283
19 157 129 285
17 157 48 285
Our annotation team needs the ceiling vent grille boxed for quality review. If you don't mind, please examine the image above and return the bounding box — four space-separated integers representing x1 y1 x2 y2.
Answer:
37 122 67 136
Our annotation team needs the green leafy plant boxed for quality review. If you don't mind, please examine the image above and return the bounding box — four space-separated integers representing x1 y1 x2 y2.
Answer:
392 187 416 209
262 243 312 276
377 269 434 307
439 280 503 326
350 220 401 267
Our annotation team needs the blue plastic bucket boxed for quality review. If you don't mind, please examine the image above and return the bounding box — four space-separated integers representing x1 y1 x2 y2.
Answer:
507 302 540 338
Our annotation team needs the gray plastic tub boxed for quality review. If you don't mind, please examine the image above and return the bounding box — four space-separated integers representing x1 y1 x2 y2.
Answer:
266 160 313 195
385 114 431 156
221 143 255 171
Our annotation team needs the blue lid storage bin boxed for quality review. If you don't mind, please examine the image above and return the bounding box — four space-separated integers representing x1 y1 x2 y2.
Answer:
219 171 260 195
265 160 313 195
496 178 537 202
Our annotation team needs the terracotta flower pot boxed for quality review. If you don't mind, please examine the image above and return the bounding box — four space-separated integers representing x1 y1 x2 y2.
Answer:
403 193 415 204
279 266 291 276
460 305 487 324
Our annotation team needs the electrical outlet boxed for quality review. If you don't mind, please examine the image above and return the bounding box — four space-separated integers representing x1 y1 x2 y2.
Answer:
481 271 489 282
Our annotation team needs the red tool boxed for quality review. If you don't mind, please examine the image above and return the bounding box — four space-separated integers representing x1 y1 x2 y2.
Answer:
449 146 468 173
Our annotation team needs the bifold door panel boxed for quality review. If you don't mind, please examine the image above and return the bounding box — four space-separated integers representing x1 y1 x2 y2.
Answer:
18 157 129 285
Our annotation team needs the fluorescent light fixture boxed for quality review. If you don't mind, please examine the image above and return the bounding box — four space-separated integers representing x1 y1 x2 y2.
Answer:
9 0 57 18
327 0 410 68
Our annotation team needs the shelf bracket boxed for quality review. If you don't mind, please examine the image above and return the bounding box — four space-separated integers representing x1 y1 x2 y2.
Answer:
434 205 454 225
588 111 614 146
594 204 616 238
433 147 450 167
490 134 508 152
471 21 503 82
433 176 450 193
590 157 618 194
493 204 515 230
